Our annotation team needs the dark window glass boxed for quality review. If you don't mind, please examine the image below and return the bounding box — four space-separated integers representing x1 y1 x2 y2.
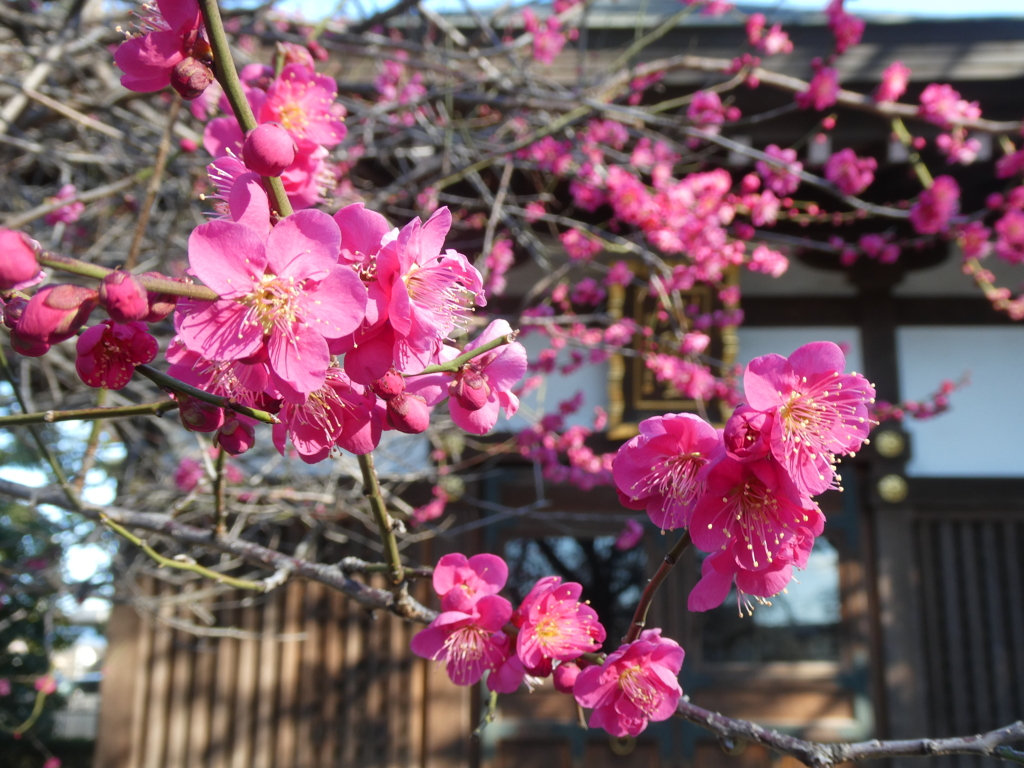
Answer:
701 537 841 663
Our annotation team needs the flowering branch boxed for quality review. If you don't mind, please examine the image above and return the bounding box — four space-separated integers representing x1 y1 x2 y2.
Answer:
357 453 406 585
197 0 294 218
99 513 270 592
0 400 178 426
35 251 219 301
134 364 280 424
674 705 1024 768
623 530 690 643
0 476 438 622
417 332 517 375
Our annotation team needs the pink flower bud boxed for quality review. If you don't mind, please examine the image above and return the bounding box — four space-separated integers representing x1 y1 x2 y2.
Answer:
371 368 405 400
13 284 98 356
242 123 297 177
176 394 226 433
139 272 183 323
448 369 491 411
277 41 316 71
387 393 431 434
0 229 40 290
216 416 256 456
170 57 215 100
99 271 149 322
553 662 580 694
180 138 199 153
174 457 204 492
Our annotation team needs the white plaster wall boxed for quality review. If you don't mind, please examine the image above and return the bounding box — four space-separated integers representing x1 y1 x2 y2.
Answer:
735 327 864 372
897 326 1024 477
505 332 611 431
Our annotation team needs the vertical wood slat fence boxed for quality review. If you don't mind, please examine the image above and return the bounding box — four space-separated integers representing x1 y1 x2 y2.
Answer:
913 515 1024 768
94 576 467 768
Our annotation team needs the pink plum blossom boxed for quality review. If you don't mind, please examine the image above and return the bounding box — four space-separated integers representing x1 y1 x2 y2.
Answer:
338 207 485 384
919 84 981 128
175 456 242 492
824 148 876 196
411 486 449 526
44 184 84 225
995 211 1024 265
410 595 513 686
723 405 773 462
957 221 992 260
612 413 721 530
432 552 509 612
936 129 982 165
573 629 684 738
689 453 825 572
0 678 10 696
271 367 380 462
614 519 645 551
795 66 839 112
825 0 864 54
166 339 276 417
996 149 1024 179
176 210 367 399
755 145 802 196
513 576 606 668
258 64 347 150
75 321 158 390
486 632 530 693
560 228 603 262
687 527 815 612
909 176 960 234
687 90 737 133
875 61 910 103
743 341 875 495
748 244 788 277
114 0 213 99
405 320 527 435
746 14 793 56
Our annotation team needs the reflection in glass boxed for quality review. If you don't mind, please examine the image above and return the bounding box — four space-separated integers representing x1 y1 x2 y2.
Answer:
702 537 841 663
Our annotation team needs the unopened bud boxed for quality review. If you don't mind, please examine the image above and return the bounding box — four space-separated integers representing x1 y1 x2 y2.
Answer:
216 416 256 455
100 271 149 322
0 229 41 290
177 395 225 433
448 369 490 411
14 284 98 355
387 393 431 434
552 662 580 694
139 272 183 323
371 368 405 400
242 123 297 177
170 57 215 100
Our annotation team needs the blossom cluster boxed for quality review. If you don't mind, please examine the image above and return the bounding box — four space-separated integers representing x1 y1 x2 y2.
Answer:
613 341 875 612
411 553 684 737
1 199 526 464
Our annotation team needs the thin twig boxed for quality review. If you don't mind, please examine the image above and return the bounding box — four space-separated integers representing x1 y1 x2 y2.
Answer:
125 92 182 270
